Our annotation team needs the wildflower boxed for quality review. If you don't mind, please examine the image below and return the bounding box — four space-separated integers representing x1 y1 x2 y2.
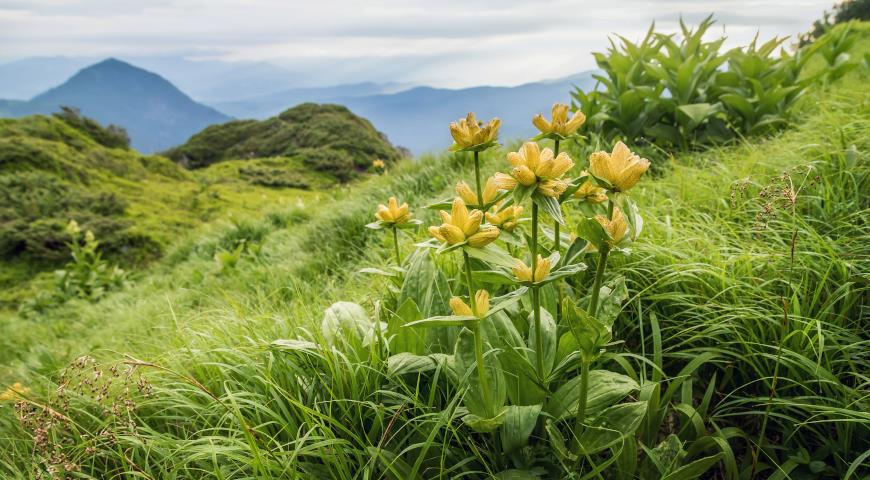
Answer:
533 103 586 137
486 203 522 232
84 230 95 244
456 177 498 206
375 197 412 226
589 142 650 192
0 382 29 401
595 206 628 246
498 142 574 197
449 290 490 317
429 197 500 247
512 255 551 283
574 170 608 203
449 112 501 151
65 219 80 236
372 159 386 170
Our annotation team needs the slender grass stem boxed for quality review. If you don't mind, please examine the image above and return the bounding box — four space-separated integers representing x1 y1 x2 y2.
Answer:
473 151 484 210
391 227 401 265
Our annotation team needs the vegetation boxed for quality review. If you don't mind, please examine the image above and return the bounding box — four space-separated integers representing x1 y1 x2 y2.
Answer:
0 20 867 480
164 103 406 181
571 17 867 152
800 0 870 45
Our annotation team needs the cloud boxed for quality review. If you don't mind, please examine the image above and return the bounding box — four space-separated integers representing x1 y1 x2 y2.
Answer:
0 0 833 87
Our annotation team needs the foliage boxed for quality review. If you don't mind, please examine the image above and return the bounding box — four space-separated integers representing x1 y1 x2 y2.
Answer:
164 103 405 181
52 106 130 149
19 223 129 317
799 0 870 45
0 21 867 480
572 16 837 152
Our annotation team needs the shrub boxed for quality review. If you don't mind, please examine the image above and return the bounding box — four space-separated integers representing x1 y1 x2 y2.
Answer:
53 106 130 149
572 16 822 151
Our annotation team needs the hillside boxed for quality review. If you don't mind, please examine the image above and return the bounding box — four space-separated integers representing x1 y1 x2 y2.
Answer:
0 112 327 308
164 103 406 180
0 59 231 152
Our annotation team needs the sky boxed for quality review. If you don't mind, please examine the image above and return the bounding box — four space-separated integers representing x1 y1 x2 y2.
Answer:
0 0 835 88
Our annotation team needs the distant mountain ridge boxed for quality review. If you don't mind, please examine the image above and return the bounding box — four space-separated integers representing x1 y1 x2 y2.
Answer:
0 59 230 152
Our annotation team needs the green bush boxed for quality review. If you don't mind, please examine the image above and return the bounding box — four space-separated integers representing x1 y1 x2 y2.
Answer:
53 106 130 150
164 103 404 181
572 16 825 151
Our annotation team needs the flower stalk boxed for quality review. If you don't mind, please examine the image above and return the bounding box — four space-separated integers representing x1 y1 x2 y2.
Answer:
530 202 545 381
473 151 484 210
463 250 493 416
392 226 401 265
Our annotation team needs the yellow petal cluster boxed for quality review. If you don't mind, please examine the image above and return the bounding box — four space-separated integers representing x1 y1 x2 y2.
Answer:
449 290 490 317
595 206 628 246
66 219 80 236
512 255 552 283
573 170 608 203
500 142 574 197
375 197 412 225
428 197 500 247
456 177 498 207
372 158 386 170
589 142 650 192
0 382 29 401
533 103 586 137
486 202 523 232
449 112 501 149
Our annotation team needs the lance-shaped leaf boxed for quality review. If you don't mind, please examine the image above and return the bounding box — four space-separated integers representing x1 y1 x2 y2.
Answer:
405 287 527 328
575 216 609 251
500 404 543 452
560 173 590 202
462 407 508 433
386 352 451 376
463 243 516 269
546 370 639 421
532 192 565 225
575 401 648 455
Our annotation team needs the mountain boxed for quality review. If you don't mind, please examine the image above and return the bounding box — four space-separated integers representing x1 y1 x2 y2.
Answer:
218 73 596 154
212 81 411 118
165 103 405 181
0 59 231 152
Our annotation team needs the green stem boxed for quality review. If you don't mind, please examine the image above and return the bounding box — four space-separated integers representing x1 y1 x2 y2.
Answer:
392 227 401 265
531 203 545 380
464 250 492 417
588 198 615 317
553 139 563 324
573 358 590 436
473 151 484 210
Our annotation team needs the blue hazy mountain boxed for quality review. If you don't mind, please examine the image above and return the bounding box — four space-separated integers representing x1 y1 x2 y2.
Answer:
216 73 595 154
0 58 230 152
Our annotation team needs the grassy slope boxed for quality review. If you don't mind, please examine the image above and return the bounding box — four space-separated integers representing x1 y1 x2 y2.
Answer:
0 25 867 477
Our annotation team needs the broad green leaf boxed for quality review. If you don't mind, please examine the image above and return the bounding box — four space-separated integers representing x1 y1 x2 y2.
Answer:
270 338 317 352
464 243 517 269
386 352 449 376
405 314 477 328
462 407 507 433
532 192 565 225
575 216 609 250
321 301 370 347
389 298 425 354
500 404 543 452
453 328 506 417
575 401 648 454
662 454 724 480
528 307 557 377
546 370 640 421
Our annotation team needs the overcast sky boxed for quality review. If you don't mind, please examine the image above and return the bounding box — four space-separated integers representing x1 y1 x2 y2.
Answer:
0 0 834 88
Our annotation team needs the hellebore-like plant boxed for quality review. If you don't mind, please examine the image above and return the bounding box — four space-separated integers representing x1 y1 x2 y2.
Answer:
366 196 421 265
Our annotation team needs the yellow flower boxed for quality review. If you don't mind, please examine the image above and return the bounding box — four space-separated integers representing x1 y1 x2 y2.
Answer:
449 112 501 150
589 142 650 192
499 142 574 197
372 159 386 170
65 219 80 236
456 177 498 207
595 206 628 246
0 382 29 401
486 203 522 232
375 197 412 226
449 290 490 317
574 170 608 203
429 197 499 247
533 103 586 137
537 179 568 198
512 255 551 283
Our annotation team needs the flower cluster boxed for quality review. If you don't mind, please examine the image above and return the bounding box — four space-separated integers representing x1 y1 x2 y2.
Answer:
494 142 574 198
449 112 501 151
428 197 500 247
